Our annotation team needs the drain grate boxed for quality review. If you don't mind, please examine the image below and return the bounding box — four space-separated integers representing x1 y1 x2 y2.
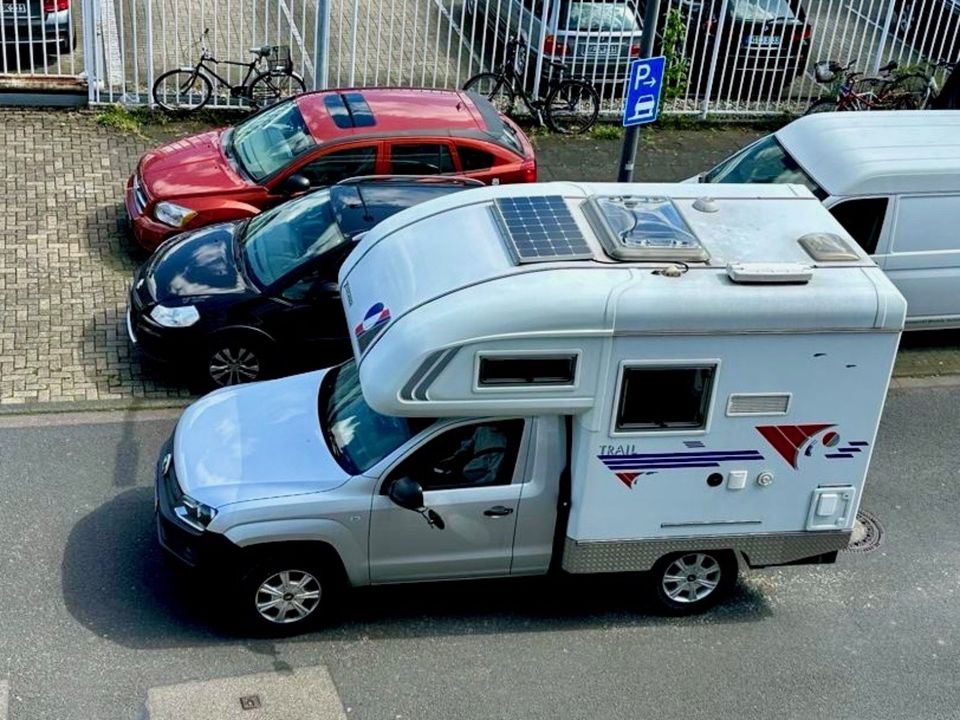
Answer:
844 509 883 553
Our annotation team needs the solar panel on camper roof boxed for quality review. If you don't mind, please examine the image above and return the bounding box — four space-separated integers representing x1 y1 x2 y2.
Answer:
494 196 593 263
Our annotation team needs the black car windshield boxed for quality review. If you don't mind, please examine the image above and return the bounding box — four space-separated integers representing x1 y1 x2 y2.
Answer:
231 101 316 181
729 0 796 22
560 2 640 32
702 135 825 199
319 360 433 475
241 190 347 287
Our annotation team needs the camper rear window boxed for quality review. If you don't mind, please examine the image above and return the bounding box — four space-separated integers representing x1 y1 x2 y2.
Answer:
478 355 577 387
616 366 715 431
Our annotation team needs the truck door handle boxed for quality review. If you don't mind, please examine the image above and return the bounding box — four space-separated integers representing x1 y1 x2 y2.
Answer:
483 505 514 517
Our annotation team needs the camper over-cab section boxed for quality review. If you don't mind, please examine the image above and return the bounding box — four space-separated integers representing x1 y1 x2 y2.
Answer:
340 181 904 567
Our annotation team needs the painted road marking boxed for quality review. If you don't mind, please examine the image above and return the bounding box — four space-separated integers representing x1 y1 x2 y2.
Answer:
147 666 346 720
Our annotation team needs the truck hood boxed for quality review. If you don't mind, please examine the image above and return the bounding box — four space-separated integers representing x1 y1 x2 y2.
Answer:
173 369 350 507
139 129 253 200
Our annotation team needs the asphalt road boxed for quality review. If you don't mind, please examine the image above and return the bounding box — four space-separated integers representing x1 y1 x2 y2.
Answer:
0 386 958 719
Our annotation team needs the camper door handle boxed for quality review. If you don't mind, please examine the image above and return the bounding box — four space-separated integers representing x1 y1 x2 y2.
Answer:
483 505 514 517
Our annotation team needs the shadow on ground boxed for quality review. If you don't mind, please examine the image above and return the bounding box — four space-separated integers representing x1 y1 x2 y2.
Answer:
62 487 774 651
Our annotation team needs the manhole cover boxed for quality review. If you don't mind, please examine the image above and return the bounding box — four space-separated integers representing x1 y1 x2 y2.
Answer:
844 509 883 553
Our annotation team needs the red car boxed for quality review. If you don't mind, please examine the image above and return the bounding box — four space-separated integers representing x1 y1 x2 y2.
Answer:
126 87 537 249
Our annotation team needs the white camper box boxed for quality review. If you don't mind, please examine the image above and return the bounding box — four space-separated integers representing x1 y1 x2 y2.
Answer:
339 182 905 597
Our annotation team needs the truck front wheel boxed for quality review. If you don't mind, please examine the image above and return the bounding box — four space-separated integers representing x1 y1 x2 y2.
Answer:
237 556 338 635
649 550 737 615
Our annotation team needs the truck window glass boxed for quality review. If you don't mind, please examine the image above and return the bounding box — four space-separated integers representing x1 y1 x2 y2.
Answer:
828 198 888 255
386 420 525 491
891 195 960 253
703 136 826 200
478 355 577 386
320 361 434 474
616 366 715 431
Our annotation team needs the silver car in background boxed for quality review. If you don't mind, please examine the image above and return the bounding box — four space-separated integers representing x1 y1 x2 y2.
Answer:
467 0 643 89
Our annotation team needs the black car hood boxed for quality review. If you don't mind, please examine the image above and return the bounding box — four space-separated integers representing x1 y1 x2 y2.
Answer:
147 222 254 305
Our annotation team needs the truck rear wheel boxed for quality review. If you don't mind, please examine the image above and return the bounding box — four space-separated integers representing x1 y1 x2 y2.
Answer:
649 550 737 615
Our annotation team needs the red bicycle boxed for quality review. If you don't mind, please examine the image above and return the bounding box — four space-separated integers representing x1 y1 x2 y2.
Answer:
804 60 914 114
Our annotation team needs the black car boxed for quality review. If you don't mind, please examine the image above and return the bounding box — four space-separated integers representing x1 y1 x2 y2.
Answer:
2 0 75 55
127 176 481 387
662 0 811 99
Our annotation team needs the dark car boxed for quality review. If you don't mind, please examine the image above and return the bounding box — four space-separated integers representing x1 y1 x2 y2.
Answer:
1 0 74 55
664 0 811 99
126 176 481 387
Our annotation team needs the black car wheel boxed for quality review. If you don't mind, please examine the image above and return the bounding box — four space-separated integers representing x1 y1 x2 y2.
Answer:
649 550 738 615
204 333 274 387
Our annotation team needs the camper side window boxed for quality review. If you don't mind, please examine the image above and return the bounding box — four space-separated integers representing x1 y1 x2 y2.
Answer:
478 355 577 387
616 366 715 432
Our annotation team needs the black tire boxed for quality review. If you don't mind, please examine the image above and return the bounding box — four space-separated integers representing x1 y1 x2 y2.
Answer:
544 79 600 135
237 554 336 636
803 97 838 115
649 550 738 615
203 332 274 388
249 70 306 110
463 71 516 115
152 68 212 113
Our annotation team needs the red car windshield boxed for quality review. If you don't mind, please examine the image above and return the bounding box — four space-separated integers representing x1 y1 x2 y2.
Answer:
231 101 317 182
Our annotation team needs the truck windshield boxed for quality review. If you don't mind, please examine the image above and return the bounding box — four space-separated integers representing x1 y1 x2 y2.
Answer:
702 135 826 200
319 360 433 474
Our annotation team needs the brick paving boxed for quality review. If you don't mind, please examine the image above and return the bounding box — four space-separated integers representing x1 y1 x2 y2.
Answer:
0 108 955 409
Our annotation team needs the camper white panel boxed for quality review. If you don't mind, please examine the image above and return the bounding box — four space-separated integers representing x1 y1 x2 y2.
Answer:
566 331 899 543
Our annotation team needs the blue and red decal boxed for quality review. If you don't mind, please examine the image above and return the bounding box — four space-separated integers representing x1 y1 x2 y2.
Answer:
756 424 869 468
599 449 765 489
354 302 391 352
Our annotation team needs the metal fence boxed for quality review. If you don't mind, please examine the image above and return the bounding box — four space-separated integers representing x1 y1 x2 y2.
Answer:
2 0 957 115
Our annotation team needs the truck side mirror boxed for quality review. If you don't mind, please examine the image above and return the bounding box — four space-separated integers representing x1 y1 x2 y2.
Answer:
388 477 424 511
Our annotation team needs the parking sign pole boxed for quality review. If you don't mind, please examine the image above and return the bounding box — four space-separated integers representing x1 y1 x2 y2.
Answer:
617 0 661 182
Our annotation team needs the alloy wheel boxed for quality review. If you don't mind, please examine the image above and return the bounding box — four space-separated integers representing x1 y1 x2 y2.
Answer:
254 569 322 625
660 552 722 604
208 346 261 386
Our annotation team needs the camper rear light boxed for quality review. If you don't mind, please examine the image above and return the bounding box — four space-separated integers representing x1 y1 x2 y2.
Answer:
543 34 568 57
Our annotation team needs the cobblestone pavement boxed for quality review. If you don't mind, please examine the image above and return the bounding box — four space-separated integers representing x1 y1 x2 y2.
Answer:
0 109 956 409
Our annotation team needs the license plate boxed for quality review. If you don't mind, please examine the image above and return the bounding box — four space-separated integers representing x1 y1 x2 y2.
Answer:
745 35 781 47
3 4 28 14
586 43 611 56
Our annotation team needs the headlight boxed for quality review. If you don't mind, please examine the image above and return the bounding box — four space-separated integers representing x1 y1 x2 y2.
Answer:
176 495 218 530
154 201 198 228
149 304 200 328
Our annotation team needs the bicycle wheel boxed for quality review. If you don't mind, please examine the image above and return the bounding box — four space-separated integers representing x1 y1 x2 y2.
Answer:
152 68 212 113
249 71 306 110
463 72 516 115
803 98 837 115
544 79 600 135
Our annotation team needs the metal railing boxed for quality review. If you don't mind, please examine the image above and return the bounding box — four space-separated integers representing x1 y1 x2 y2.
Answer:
2 0 955 116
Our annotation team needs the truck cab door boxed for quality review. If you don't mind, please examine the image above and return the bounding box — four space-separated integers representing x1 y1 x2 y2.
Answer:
368 419 527 582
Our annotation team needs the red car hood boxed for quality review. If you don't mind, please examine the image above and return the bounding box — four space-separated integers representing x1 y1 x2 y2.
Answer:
138 129 253 200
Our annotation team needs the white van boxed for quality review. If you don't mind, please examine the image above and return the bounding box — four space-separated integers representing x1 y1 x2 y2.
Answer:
154 182 905 633
696 110 960 329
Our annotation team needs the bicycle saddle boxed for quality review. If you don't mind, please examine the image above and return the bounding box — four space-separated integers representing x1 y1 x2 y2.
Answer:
249 46 272 57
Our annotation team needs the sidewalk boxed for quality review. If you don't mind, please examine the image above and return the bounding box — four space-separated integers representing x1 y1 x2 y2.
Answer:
0 108 955 410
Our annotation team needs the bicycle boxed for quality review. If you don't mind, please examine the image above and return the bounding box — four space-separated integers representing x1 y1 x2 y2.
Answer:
462 37 600 135
895 59 959 109
804 60 912 114
152 28 305 113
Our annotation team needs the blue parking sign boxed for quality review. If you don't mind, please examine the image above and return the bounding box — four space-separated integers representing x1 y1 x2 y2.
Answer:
623 55 666 127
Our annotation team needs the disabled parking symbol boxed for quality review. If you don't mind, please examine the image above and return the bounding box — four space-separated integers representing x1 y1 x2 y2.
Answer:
623 55 666 127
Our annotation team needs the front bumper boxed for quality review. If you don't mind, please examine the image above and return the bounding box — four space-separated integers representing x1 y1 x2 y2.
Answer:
125 174 177 251
155 437 241 572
